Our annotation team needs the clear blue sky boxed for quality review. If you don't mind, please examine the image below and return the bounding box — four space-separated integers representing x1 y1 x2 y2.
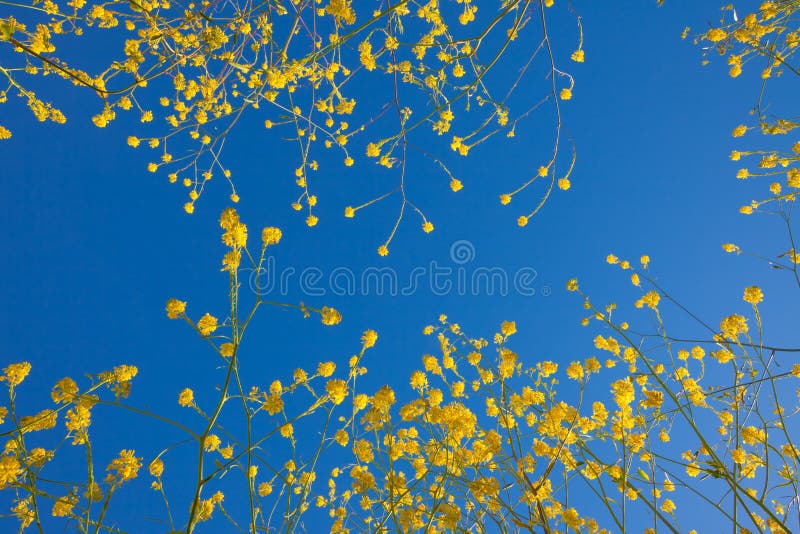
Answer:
1 0 796 531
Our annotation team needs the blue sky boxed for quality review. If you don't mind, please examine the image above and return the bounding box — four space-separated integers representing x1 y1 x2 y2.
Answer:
1 0 797 531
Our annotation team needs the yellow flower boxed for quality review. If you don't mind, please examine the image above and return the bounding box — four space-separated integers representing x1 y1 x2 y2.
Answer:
165 298 186 319
262 394 283 415
720 313 748 340
344 206 355 218
566 278 578 291
791 364 800 378
558 178 571 190
500 321 516 336
106 450 142 483
706 28 727 42
203 435 221 451
361 330 378 348
409 370 428 391
320 307 341 326
571 49 584 62
686 462 700 477
539 361 558 377
611 377 635 408
377 245 389 256
0 456 23 488
222 221 248 248
113 365 137 383
789 169 800 188
51 377 78 404
422 221 434 233
306 215 319 227
318 361 336 377
261 227 282 246
449 178 463 192
732 124 747 137
517 215 529 227
635 290 660 310
197 313 218 336
149 459 164 477
326 379 348 404
51 496 76 517
3 362 31 387
743 285 763 305
178 388 194 407
499 194 512 205
560 88 572 100
566 361 584 380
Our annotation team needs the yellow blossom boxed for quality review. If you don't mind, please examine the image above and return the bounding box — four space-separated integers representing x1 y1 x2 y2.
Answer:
178 388 194 407
165 298 186 319
3 362 31 387
743 285 763 304
321 307 341 325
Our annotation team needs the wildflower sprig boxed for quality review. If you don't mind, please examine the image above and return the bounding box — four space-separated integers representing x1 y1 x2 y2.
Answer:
690 3 800 289
567 253 800 532
1 0 583 251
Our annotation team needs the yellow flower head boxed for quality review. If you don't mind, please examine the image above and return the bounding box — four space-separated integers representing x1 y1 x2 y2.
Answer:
361 329 378 348
320 307 341 326
706 28 727 42
106 450 142 483
318 361 336 377
197 313 219 336
566 278 578 291
326 379 348 405
3 362 32 388
262 227 282 246
500 321 516 337
149 459 164 477
165 298 186 319
742 285 763 305
178 388 194 407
